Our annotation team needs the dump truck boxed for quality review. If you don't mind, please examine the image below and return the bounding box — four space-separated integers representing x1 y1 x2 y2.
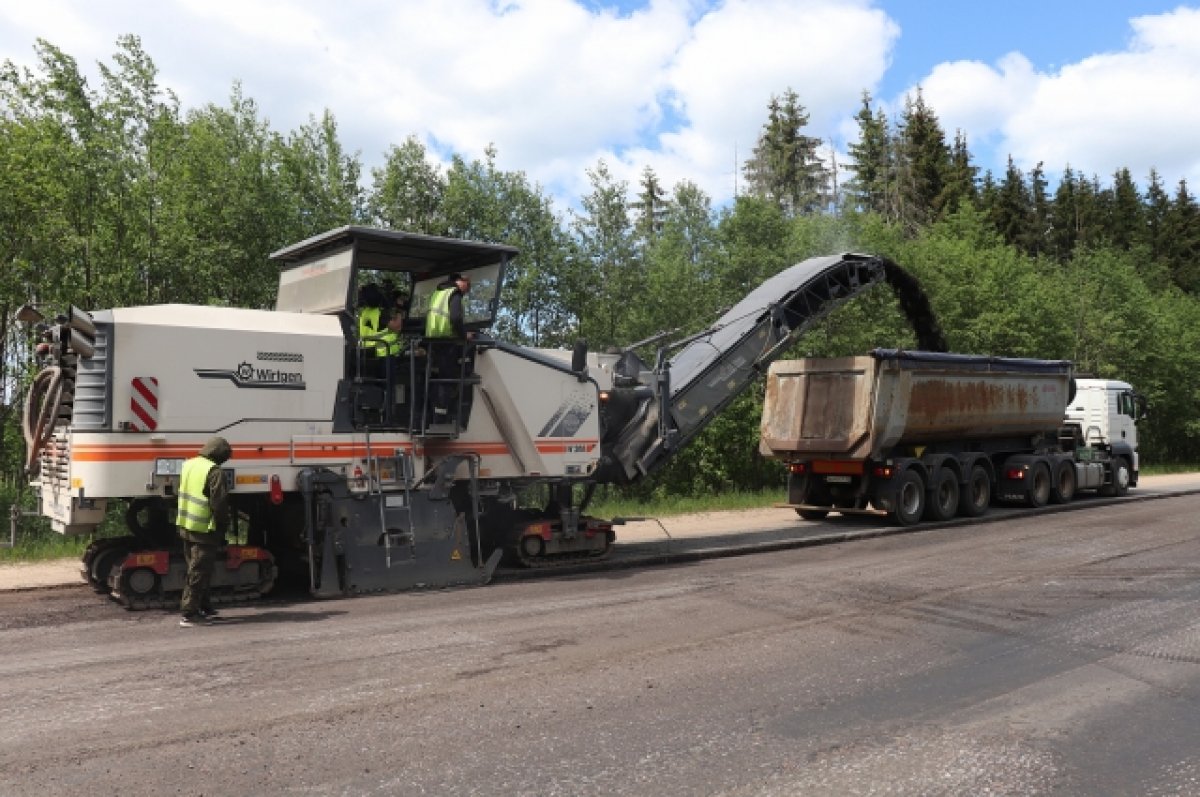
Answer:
760 349 1143 526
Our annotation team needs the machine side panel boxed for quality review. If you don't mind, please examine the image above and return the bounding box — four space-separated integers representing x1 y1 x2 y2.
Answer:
109 305 344 431
450 348 601 480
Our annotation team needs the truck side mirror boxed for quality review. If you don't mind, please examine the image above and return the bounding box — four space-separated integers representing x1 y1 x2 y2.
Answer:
1134 393 1148 423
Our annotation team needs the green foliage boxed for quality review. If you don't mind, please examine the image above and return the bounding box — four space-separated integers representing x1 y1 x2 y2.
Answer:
568 160 639 349
367 135 446 233
588 486 785 520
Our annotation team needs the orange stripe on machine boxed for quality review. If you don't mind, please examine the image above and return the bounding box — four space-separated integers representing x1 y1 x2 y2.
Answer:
68 438 598 463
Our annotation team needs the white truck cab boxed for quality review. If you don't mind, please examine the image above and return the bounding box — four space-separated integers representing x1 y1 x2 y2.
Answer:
1066 379 1143 472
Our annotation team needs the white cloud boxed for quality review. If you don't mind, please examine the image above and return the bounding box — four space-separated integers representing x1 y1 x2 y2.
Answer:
918 52 1038 143
908 7 1200 186
0 0 900 210
646 0 898 201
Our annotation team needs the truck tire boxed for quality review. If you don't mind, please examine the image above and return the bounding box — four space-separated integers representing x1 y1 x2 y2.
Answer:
796 509 829 521
1028 463 1051 507
1051 462 1076 504
1100 458 1131 497
893 470 926 526
925 469 959 521
958 464 991 517
1114 458 1131 496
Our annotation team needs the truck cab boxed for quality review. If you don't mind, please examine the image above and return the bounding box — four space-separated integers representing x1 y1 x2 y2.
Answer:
1066 379 1143 474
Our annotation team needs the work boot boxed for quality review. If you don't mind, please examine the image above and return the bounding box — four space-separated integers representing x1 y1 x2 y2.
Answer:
179 613 213 627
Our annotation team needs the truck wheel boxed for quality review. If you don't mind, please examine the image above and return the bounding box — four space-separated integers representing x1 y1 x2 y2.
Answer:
1051 463 1076 504
893 470 925 526
959 464 991 517
1100 457 1131 497
924 469 959 522
1028 463 1051 507
796 509 829 521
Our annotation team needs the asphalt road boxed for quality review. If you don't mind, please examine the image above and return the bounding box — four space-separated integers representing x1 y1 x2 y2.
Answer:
3 493 1200 796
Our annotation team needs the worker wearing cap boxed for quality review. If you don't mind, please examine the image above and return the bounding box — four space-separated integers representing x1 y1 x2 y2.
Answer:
177 436 233 627
425 273 473 423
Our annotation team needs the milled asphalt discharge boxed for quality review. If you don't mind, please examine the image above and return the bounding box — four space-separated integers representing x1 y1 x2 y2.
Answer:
491 484 1200 583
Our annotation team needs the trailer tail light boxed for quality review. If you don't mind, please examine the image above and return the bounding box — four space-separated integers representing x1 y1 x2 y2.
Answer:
872 465 894 479
1005 466 1027 480
269 474 284 505
788 462 808 474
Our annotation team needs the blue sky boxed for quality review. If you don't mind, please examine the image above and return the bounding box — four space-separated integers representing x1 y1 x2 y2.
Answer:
1 1 1198 208
880 1 1165 95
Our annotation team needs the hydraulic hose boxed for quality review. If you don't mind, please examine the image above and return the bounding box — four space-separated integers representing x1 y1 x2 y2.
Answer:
22 365 67 477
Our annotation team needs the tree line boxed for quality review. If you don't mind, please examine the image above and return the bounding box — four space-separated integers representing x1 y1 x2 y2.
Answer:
3 36 1199 512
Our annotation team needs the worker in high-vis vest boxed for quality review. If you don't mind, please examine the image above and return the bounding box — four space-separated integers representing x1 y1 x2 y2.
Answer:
424 273 473 421
177 436 233 627
357 283 402 358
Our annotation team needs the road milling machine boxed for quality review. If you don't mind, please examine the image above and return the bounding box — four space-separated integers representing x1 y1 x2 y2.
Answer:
20 226 939 608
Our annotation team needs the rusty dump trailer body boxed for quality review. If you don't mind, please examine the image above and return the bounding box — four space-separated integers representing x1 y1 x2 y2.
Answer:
761 349 1138 526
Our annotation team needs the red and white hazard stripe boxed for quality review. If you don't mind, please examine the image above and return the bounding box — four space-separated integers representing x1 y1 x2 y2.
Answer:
130 377 159 431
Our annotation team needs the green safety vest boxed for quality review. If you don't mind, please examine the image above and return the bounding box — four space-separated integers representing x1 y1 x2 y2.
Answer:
358 306 400 356
425 287 455 338
178 456 217 534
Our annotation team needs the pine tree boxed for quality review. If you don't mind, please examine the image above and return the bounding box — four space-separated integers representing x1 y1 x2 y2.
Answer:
894 89 951 231
1027 162 1049 257
977 169 999 221
632 165 667 247
1078 174 1108 252
742 88 829 217
1108 167 1142 250
845 91 892 217
1050 167 1109 259
940 129 978 215
1048 165 1078 262
1143 168 1171 261
1165 179 1200 292
989 156 1032 250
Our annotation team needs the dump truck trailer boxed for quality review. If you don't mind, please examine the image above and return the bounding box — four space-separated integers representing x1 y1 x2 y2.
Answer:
760 349 1142 526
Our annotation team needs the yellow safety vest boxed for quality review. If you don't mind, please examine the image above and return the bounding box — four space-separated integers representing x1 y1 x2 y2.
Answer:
178 456 217 534
425 287 455 338
358 307 400 356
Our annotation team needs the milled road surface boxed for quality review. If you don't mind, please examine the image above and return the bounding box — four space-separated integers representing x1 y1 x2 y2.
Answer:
4 494 1200 795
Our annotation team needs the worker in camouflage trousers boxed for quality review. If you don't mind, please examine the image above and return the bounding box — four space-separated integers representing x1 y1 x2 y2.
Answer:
176 436 233 627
